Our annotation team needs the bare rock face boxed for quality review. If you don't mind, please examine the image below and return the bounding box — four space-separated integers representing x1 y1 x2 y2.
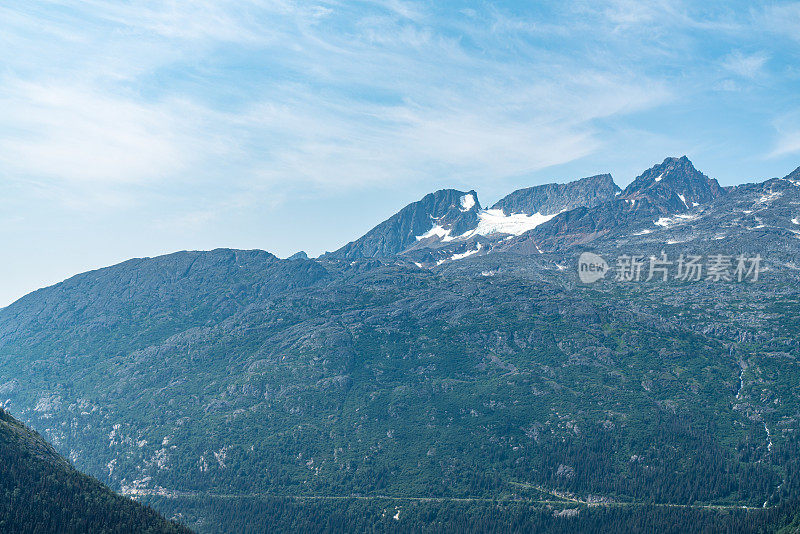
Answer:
514 156 728 251
0 409 187 532
491 173 620 216
620 156 725 212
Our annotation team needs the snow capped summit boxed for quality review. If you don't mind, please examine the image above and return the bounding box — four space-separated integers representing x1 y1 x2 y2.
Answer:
460 193 476 212
330 172 627 260
328 189 481 259
328 156 760 261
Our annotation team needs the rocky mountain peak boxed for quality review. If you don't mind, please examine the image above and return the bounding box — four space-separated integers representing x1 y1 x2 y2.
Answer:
328 189 481 259
621 155 724 211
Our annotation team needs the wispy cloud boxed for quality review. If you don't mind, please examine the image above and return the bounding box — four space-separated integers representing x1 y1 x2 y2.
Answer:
0 0 675 208
768 112 800 158
722 50 769 78
757 2 800 42
0 80 196 185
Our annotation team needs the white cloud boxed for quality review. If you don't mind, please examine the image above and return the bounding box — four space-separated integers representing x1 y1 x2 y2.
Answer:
573 0 741 34
771 133 800 158
722 50 768 78
597 0 678 28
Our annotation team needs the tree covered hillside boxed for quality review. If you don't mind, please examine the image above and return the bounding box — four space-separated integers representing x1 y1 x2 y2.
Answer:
0 408 190 533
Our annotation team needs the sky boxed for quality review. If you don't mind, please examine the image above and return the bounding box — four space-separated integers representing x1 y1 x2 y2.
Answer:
1 0 800 306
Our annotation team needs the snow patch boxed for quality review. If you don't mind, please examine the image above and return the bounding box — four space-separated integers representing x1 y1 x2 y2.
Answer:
436 243 485 265
654 172 664 182
451 243 483 260
462 209 557 238
654 213 698 228
632 228 653 235
417 206 557 244
757 191 782 204
792 217 800 225
416 225 453 242
460 194 476 212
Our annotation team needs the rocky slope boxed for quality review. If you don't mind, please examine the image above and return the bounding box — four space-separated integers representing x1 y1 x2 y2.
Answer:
330 173 622 261
491 173 619 215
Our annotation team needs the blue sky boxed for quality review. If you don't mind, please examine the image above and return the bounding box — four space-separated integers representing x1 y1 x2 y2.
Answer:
1 0 800 306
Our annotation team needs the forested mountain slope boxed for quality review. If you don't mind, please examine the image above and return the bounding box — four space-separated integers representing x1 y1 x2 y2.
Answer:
0 408 189 533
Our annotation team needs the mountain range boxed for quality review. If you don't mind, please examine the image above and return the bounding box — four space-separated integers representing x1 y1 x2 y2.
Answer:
1 156 800 532
328 156 740 263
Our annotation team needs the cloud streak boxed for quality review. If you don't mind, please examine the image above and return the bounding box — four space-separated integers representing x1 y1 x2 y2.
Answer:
0 0 678 206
